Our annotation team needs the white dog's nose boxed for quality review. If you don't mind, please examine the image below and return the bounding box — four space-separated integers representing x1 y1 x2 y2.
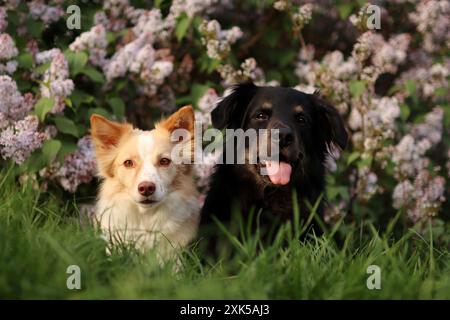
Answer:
138 182 155 196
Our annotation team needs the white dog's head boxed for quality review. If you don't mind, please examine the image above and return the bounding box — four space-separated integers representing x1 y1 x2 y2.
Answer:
90 106 195 208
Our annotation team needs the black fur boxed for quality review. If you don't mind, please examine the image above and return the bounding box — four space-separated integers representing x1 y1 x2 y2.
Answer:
202 82 348 224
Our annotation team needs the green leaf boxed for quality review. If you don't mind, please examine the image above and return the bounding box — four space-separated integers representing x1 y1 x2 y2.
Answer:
191 84 209 107
54 116 79 137
405 79 418 106
338 4 354 19
34 62 51 75
357 155 373 169
57 140 77 162
88 107 110 118
65 51 88 76
347 151 360 165
25 18 44 38
263 29 280 47
81 66 106 84
206 59 221 74
34 97 55 122
349 80 366 98
17 53 33 69
42 139 62 164
107 97 125 120
21 150 46 173
405 79 416 96
278 49 297 67
64 98 73 109
70 89 93 108
175 13 191 41
400 103 410 121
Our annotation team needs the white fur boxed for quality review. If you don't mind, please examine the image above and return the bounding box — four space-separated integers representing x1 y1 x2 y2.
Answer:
94 128 200 259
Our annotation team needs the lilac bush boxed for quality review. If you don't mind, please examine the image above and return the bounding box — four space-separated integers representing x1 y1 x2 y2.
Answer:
0 0 448 233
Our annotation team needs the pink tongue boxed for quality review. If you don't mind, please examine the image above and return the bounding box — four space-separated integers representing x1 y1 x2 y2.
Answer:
266 161 292 185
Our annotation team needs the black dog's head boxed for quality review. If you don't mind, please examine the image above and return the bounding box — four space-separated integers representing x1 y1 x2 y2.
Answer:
211 82 348 187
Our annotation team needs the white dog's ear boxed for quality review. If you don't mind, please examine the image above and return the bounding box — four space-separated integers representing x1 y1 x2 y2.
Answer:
160 105 195 137
90 114 132 177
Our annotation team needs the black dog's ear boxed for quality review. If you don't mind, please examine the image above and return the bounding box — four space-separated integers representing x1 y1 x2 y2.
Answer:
211 81 258 129
312 93 348 150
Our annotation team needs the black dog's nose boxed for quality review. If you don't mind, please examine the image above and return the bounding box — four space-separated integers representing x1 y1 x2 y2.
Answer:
138 182 156 196
279 127 294 148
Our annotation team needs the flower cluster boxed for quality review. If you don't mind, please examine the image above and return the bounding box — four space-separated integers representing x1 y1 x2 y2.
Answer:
393 170 446 223
409 0 450 53
0 33 18 74
292 4 313 32
69 24 108 67
199 19 243 60
0 76 34 127
391 107 445 223
40 136 97 193
0 115 46 164
195 88 219 129
28 0 64 26
217 58 268 86
37 49 74 114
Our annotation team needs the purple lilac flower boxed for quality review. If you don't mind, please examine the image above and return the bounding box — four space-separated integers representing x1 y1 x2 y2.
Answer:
0 115 46 164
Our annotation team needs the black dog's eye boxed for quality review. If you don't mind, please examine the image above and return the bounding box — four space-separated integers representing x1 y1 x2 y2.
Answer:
255 112 269 121
296 114 308 124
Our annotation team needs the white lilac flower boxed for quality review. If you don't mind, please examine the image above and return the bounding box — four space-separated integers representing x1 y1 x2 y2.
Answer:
355 167 379 201
217 58 265 86
35 48 61 64
393 170 446 223
149 60 173 83
0 33 18 60
392 134 431 179
104 33 151 81
28 1 64 25
392 180 414 209
0 115 46 164
372 34 410 74
396 62 449 101
273 0 288 11
292 4 313 31
132 9 167 41
165 0 218 31
0 60 18 74
196 88 219 129
39 51 74 114
69 24 108 67
411 107 444 145
199 19 243 60
129 44 155 74
409 0 450 53
198 88 219 113
349 96 400 154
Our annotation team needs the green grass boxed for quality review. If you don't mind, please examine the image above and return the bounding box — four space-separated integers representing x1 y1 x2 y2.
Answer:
0 170 449 299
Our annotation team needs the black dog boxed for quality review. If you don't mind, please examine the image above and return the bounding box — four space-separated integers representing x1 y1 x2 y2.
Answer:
201 82 348 224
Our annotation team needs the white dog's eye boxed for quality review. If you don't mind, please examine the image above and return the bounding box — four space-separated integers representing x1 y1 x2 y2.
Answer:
159 158 171 166
123 159 134 168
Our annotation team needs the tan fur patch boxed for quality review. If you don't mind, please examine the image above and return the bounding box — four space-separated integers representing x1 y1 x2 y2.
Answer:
90 115 133 178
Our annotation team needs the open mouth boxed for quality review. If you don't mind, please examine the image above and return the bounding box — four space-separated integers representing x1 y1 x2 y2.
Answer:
258 158 294 186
